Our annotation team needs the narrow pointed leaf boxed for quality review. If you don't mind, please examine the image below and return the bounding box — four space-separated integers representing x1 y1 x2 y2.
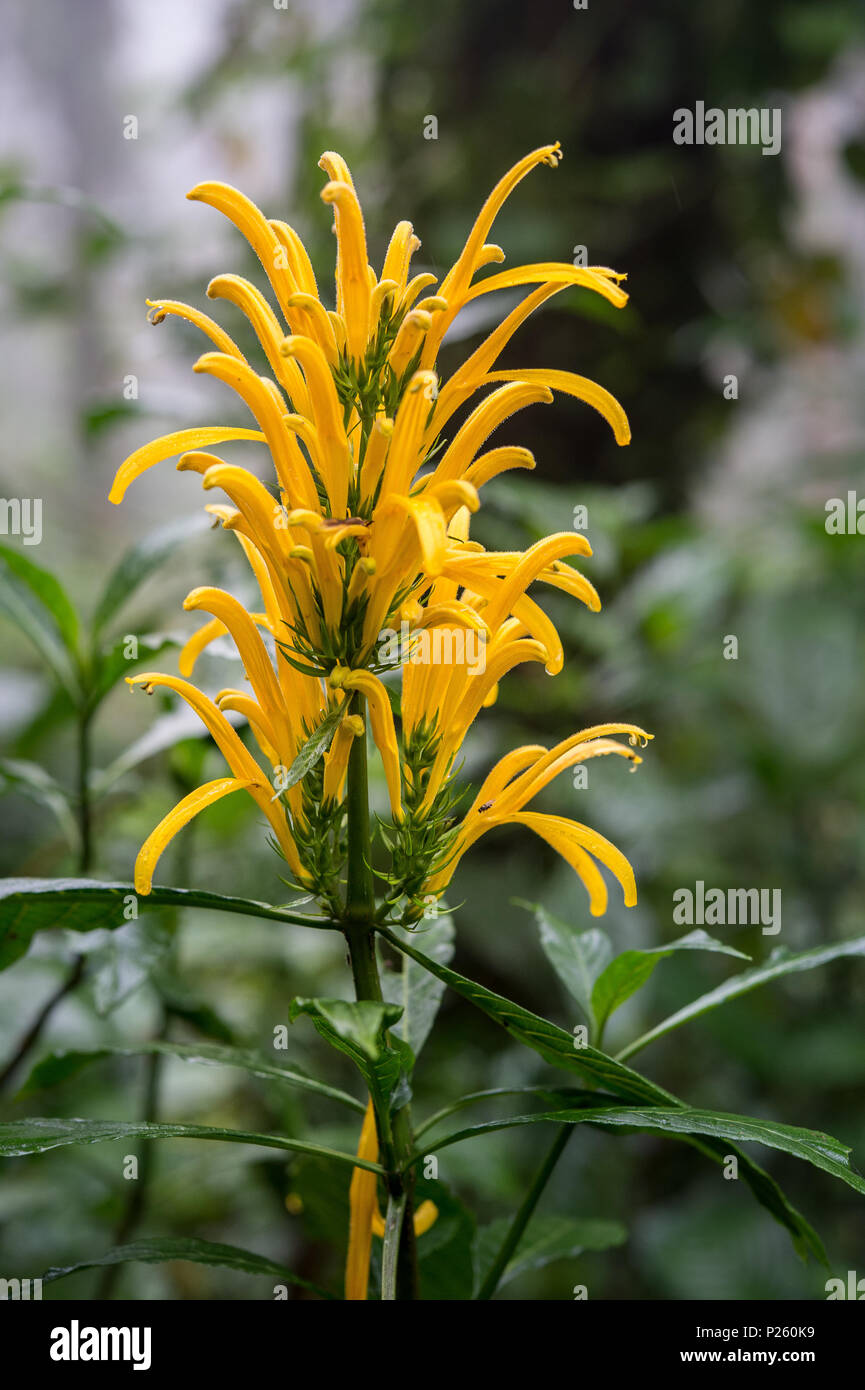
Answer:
618 936 865 1062
42 1236 336 1298
0 877 336 970
0 1117 382 1172
381 927 827 1262
592 930 750 1039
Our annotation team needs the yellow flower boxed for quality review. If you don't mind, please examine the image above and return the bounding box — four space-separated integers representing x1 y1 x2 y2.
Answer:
109 142 649 920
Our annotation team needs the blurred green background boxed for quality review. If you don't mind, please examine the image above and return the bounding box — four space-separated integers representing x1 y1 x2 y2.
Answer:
1 0 864 1299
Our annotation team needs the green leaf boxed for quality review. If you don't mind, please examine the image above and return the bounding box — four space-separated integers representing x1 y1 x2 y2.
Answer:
0 545 80 696
18 1041 364 1111
425 1105 865 1201
380 925 675 1106
0 542 79 652
290 997 410 1115
380 927 826 1263
415 1084 602 1141
528 902 612 1031
280 705 344 791
91 512 212 636
381 914 455 1061
0 877 336 970
0 758 79 851
0 1117 382 1173
592 931 750 1041
473 1214 627 1294
42 1235 336 1298
416 1178 476 1300
618 936 865 1062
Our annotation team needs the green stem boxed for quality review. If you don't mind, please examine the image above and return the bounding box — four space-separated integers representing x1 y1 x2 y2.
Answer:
343 696 419 1300
476 1123 573 1301
380 1191 407 1301
344 693 375 923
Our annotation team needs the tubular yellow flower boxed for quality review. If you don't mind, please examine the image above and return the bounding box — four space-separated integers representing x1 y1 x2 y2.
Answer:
108 142 647 925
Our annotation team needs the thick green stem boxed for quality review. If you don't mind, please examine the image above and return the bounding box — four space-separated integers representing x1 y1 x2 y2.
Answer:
343 696 419 1299
476 1124 573 1301
344 693 375 923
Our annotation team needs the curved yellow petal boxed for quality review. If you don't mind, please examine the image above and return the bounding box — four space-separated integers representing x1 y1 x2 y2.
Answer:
487 368 630 446
320 179 371 362
134 777 253 895
109 427 264 505
186 181 296 319
341 671 403 819
146 299 246 359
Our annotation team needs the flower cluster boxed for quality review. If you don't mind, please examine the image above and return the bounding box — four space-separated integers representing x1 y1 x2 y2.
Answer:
110 143 651 921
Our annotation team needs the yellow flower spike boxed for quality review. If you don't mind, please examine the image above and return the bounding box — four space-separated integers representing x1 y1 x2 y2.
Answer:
113 144 646 959
320 179 372 362
109 426 265 505
342 670 403 820
146 299 246 360
134 778 257 896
